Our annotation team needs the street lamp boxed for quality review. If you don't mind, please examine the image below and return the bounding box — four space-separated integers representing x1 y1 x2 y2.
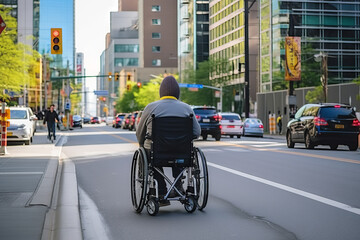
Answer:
314 52 328 103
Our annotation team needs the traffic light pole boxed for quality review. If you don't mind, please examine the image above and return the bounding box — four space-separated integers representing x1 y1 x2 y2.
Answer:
66 60 70 130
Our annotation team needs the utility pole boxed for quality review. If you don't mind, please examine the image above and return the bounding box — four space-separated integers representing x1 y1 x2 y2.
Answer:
244 0 250 118
66 60 70 130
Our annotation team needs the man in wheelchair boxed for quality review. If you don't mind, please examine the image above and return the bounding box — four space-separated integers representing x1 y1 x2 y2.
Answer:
136 76 201 206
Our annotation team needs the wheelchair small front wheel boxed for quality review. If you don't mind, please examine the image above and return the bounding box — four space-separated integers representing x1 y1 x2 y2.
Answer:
184 196 197 213
147 198 159 216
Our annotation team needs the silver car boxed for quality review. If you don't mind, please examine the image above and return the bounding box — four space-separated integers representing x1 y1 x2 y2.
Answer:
7 107 37 145
243 118 264 137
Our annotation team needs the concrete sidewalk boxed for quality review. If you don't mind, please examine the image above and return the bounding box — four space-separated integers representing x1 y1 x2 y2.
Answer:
0 126 79 240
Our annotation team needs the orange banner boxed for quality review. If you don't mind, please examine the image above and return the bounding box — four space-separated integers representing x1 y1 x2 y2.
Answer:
285 37 301 81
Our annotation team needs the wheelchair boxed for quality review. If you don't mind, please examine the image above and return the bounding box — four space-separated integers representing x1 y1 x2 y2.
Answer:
131 115 209 216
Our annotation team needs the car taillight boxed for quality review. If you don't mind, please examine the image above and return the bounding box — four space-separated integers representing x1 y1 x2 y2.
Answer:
314 117 328 126
259 124 264 129
352 119 360 127
334 105 341 108
213 114 222 121
219 125 222 129
195 115 200 120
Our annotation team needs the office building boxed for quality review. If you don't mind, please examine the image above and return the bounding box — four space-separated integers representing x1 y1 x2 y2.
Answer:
260 0 360 93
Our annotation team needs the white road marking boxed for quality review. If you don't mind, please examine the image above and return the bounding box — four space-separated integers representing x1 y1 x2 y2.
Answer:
250 143 286 148
0 172 43 175
208 162 360 216
79 187 111 240
202 149 223 152
222 147 249 152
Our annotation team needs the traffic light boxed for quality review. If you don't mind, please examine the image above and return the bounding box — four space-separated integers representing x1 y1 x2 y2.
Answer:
137 82 142 88
115 72 119 81
127 73 131 81
108 72 112 81
126 84 131 91
102 97 106 102
51 28 62 54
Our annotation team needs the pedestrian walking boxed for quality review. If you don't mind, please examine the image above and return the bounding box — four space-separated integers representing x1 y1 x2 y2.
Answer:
277 111 282 135
43 104 59 141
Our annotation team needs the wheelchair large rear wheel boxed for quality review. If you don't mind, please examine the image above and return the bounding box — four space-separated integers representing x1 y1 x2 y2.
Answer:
131 148 148 213
194 147 209 211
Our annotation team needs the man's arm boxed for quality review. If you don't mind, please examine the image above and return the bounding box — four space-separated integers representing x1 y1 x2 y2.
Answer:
43 112 47 125
136 106 151 146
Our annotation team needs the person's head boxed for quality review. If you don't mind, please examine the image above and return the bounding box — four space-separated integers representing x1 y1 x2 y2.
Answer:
50 104 55 112
159 75 180 99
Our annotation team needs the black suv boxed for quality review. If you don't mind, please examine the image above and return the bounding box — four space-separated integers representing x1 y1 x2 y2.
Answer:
286 103 359 151
192 106 221 141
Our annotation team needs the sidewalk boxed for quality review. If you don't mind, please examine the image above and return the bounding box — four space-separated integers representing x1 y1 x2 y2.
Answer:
0 126 62 240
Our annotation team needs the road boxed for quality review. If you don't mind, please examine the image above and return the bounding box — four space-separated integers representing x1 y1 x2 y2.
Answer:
61 124 360 240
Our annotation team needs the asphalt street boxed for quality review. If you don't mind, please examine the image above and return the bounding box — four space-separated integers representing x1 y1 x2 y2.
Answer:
62 124 360 240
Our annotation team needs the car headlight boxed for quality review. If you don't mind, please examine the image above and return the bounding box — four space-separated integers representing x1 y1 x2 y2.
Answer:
19 124 26 129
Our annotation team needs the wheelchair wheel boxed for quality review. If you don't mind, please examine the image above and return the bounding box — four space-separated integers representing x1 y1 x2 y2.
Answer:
147 198 159 216
194 147 209 211
184 196 197 213
131 148 148 213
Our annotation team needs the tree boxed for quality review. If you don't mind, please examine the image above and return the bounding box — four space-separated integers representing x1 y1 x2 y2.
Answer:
134 78 161 109
0 5 40 101
115 82 139 113
305 86 324 103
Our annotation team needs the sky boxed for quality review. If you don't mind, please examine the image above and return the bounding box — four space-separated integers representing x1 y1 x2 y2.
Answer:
75 0 118 115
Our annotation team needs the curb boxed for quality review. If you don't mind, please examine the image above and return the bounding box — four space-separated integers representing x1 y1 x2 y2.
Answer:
40 134 83 240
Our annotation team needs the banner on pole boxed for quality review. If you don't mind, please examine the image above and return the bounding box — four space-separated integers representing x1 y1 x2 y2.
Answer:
285 36 301 81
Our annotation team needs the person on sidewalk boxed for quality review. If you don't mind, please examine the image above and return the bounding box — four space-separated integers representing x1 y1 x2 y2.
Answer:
136 75 201 205
43 104 59 140
277 111 282 135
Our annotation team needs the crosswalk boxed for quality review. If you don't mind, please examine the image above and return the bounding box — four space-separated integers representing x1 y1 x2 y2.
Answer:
198 140 287 153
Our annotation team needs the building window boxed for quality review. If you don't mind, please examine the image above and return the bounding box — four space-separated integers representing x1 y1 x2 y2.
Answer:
152 59 161 66
152 46 161 53
152 19 161 25
114 58 139 67
114 44 139 53
152 32 161 39
152 5 160 12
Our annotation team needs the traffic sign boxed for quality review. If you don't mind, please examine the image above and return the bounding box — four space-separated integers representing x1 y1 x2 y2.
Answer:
93 90 109 96
0 15 6 35
179 83 203 89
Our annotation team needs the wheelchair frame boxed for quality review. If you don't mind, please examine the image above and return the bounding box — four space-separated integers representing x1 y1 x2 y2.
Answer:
130 116 208 216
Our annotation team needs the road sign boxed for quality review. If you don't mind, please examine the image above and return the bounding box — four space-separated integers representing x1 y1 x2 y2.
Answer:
93 90 109 96
65 99 71 110
0 15 6 35
179 83 203 89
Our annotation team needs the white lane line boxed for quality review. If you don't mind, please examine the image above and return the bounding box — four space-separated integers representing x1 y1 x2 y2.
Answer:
79 187 111 240
222 148 249 152
0 172 43 175
202 149 223 152
250 143 286 148
208 162 360 216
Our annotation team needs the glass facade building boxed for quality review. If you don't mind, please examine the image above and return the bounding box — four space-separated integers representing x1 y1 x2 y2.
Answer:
260 0 360 92
39 0 75 71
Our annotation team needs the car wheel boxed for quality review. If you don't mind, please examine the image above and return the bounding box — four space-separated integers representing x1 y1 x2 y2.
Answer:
237 135 241 139
25 140 31 145
230 135 234 138
215 134 221 141
305 132 314 149
286 131 295 148
330 144 338 150
348 143 358 151
202 134 207 141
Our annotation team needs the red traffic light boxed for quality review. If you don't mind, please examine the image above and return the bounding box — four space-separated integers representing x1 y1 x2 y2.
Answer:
102 97 106 101
52 30 59 37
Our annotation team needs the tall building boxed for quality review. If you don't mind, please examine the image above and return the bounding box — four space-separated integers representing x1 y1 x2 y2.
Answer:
260 0 360 93
118 0 137 11
138 0 178 69
209 0 259 113
178 0 210 80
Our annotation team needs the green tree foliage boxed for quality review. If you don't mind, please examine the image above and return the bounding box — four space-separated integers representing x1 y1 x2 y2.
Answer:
0 5 40 100
134 78 161 109
115 82 139 113
181 60 217 107
305 86 324 103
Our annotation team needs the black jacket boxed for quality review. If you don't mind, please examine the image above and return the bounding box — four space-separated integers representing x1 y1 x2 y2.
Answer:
43 110 59 125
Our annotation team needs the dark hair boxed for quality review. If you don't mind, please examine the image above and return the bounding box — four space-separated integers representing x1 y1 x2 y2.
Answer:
50 104 55 107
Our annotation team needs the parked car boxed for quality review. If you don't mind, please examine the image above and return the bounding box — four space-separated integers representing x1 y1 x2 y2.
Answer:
219 112 242 138
7 106 37 145
192 106 221 141
90 116 100 124
242 118 264 137
134 111 143 131
72 115 82 128
106 116 114 126
113 113 126 128
121 113 132 129
83 117 91 124
129 111 139 131
286 103 359 151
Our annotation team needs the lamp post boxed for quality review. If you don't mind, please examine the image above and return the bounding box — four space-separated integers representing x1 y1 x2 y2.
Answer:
314 52 328 103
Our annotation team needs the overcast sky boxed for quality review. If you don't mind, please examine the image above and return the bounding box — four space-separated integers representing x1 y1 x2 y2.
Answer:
75 0 117 115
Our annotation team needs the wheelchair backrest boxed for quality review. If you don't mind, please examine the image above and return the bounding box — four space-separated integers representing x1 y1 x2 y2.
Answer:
151 115 193 167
